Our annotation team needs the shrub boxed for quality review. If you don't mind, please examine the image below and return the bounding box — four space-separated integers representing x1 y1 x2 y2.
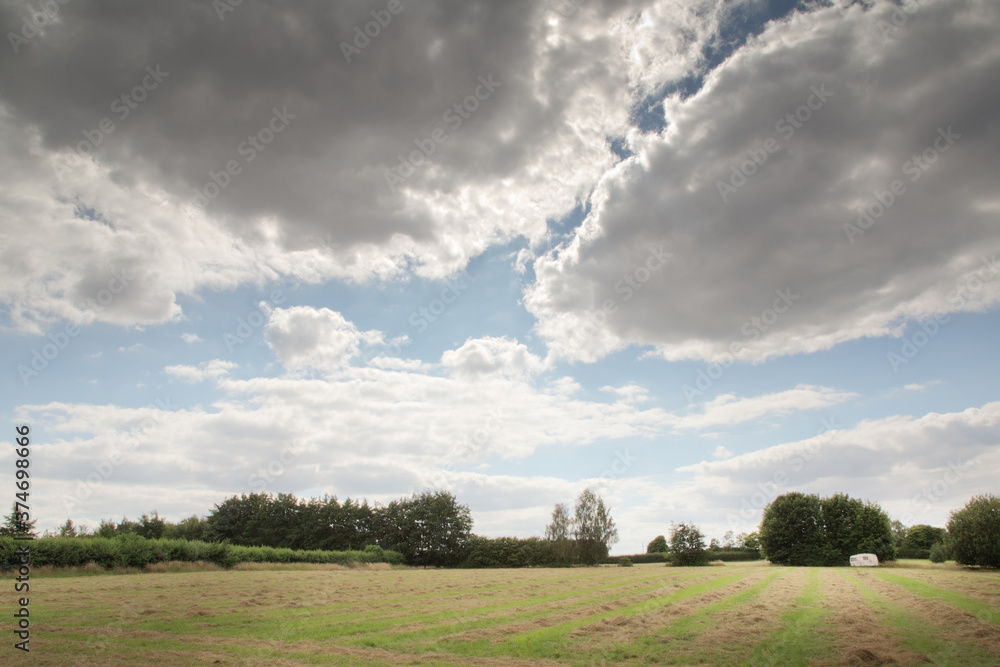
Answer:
948 495 1000 568
0 536 402 571
618 557 633 567
605 553 666 565
929 541 950 563
460 535 556 568
710 549 762 562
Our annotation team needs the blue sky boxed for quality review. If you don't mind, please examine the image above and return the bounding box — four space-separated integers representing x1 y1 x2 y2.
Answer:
1 0 998 552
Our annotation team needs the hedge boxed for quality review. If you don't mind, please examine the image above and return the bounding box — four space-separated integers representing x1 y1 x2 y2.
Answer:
459 536 559 568
604 550 760 565
604 553 668 564
708 549 762 562
0 536 403 571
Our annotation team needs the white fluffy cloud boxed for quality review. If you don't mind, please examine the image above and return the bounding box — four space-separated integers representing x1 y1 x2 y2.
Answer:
7 302 879 532
265 306 383 374
666 385 857 431
673 401 1000 537
441 336 545 380
0 0 728 335
165 359 238 382
525 0 1000 363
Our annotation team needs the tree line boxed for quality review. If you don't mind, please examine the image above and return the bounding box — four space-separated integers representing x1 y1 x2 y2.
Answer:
2 489 996 569
1 488 622 569
758 492 999 568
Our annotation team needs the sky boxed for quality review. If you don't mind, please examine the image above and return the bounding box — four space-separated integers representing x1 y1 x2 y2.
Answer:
0 0 998 554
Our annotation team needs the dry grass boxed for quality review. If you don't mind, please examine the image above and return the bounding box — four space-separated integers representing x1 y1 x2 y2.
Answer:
817 569 929 666
857 570 1000 656
3 562 999 666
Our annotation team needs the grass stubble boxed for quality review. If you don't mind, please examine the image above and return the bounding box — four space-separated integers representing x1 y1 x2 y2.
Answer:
2 560 999 666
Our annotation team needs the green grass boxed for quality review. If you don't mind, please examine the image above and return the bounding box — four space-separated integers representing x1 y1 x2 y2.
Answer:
747 567 835 665
4 562 999 666
843 570 1000 667
870 569 1000 625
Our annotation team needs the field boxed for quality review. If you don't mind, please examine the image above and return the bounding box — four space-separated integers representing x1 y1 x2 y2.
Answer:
4 560 1000 666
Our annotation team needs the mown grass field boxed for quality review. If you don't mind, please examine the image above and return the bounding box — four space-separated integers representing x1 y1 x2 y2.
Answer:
3 560 999 666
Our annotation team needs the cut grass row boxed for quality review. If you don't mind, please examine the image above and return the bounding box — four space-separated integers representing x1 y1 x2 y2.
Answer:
5 562 1000 666
843 570 1000 666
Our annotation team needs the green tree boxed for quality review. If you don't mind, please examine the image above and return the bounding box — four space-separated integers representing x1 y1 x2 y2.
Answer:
205 492 303 548
948 494 1000 568
669 523 708 566
137 511 167 540
890 519 908 549
95 519 119 538
379 491 473 566
0 502 37 538
762 492 896 566
821 493 864 564
58 518 78 538
572 489 619 566
545 502 575 563
852 500 896 562
646 535 668 554
164 514 208 542
742 531 761 553
899 524 947 559
760 492 828 566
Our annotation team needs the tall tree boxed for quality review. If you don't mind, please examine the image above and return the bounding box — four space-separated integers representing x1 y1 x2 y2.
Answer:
137 511 167 540
948 494 1000 568
760 492 828 566
58 518 77 538
900 524 947 559
379 491 473 566
821 493 864 564
762 492 896 565
0 502 37 538
545 503 575 563
573 489 619 565
851 500 896 562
